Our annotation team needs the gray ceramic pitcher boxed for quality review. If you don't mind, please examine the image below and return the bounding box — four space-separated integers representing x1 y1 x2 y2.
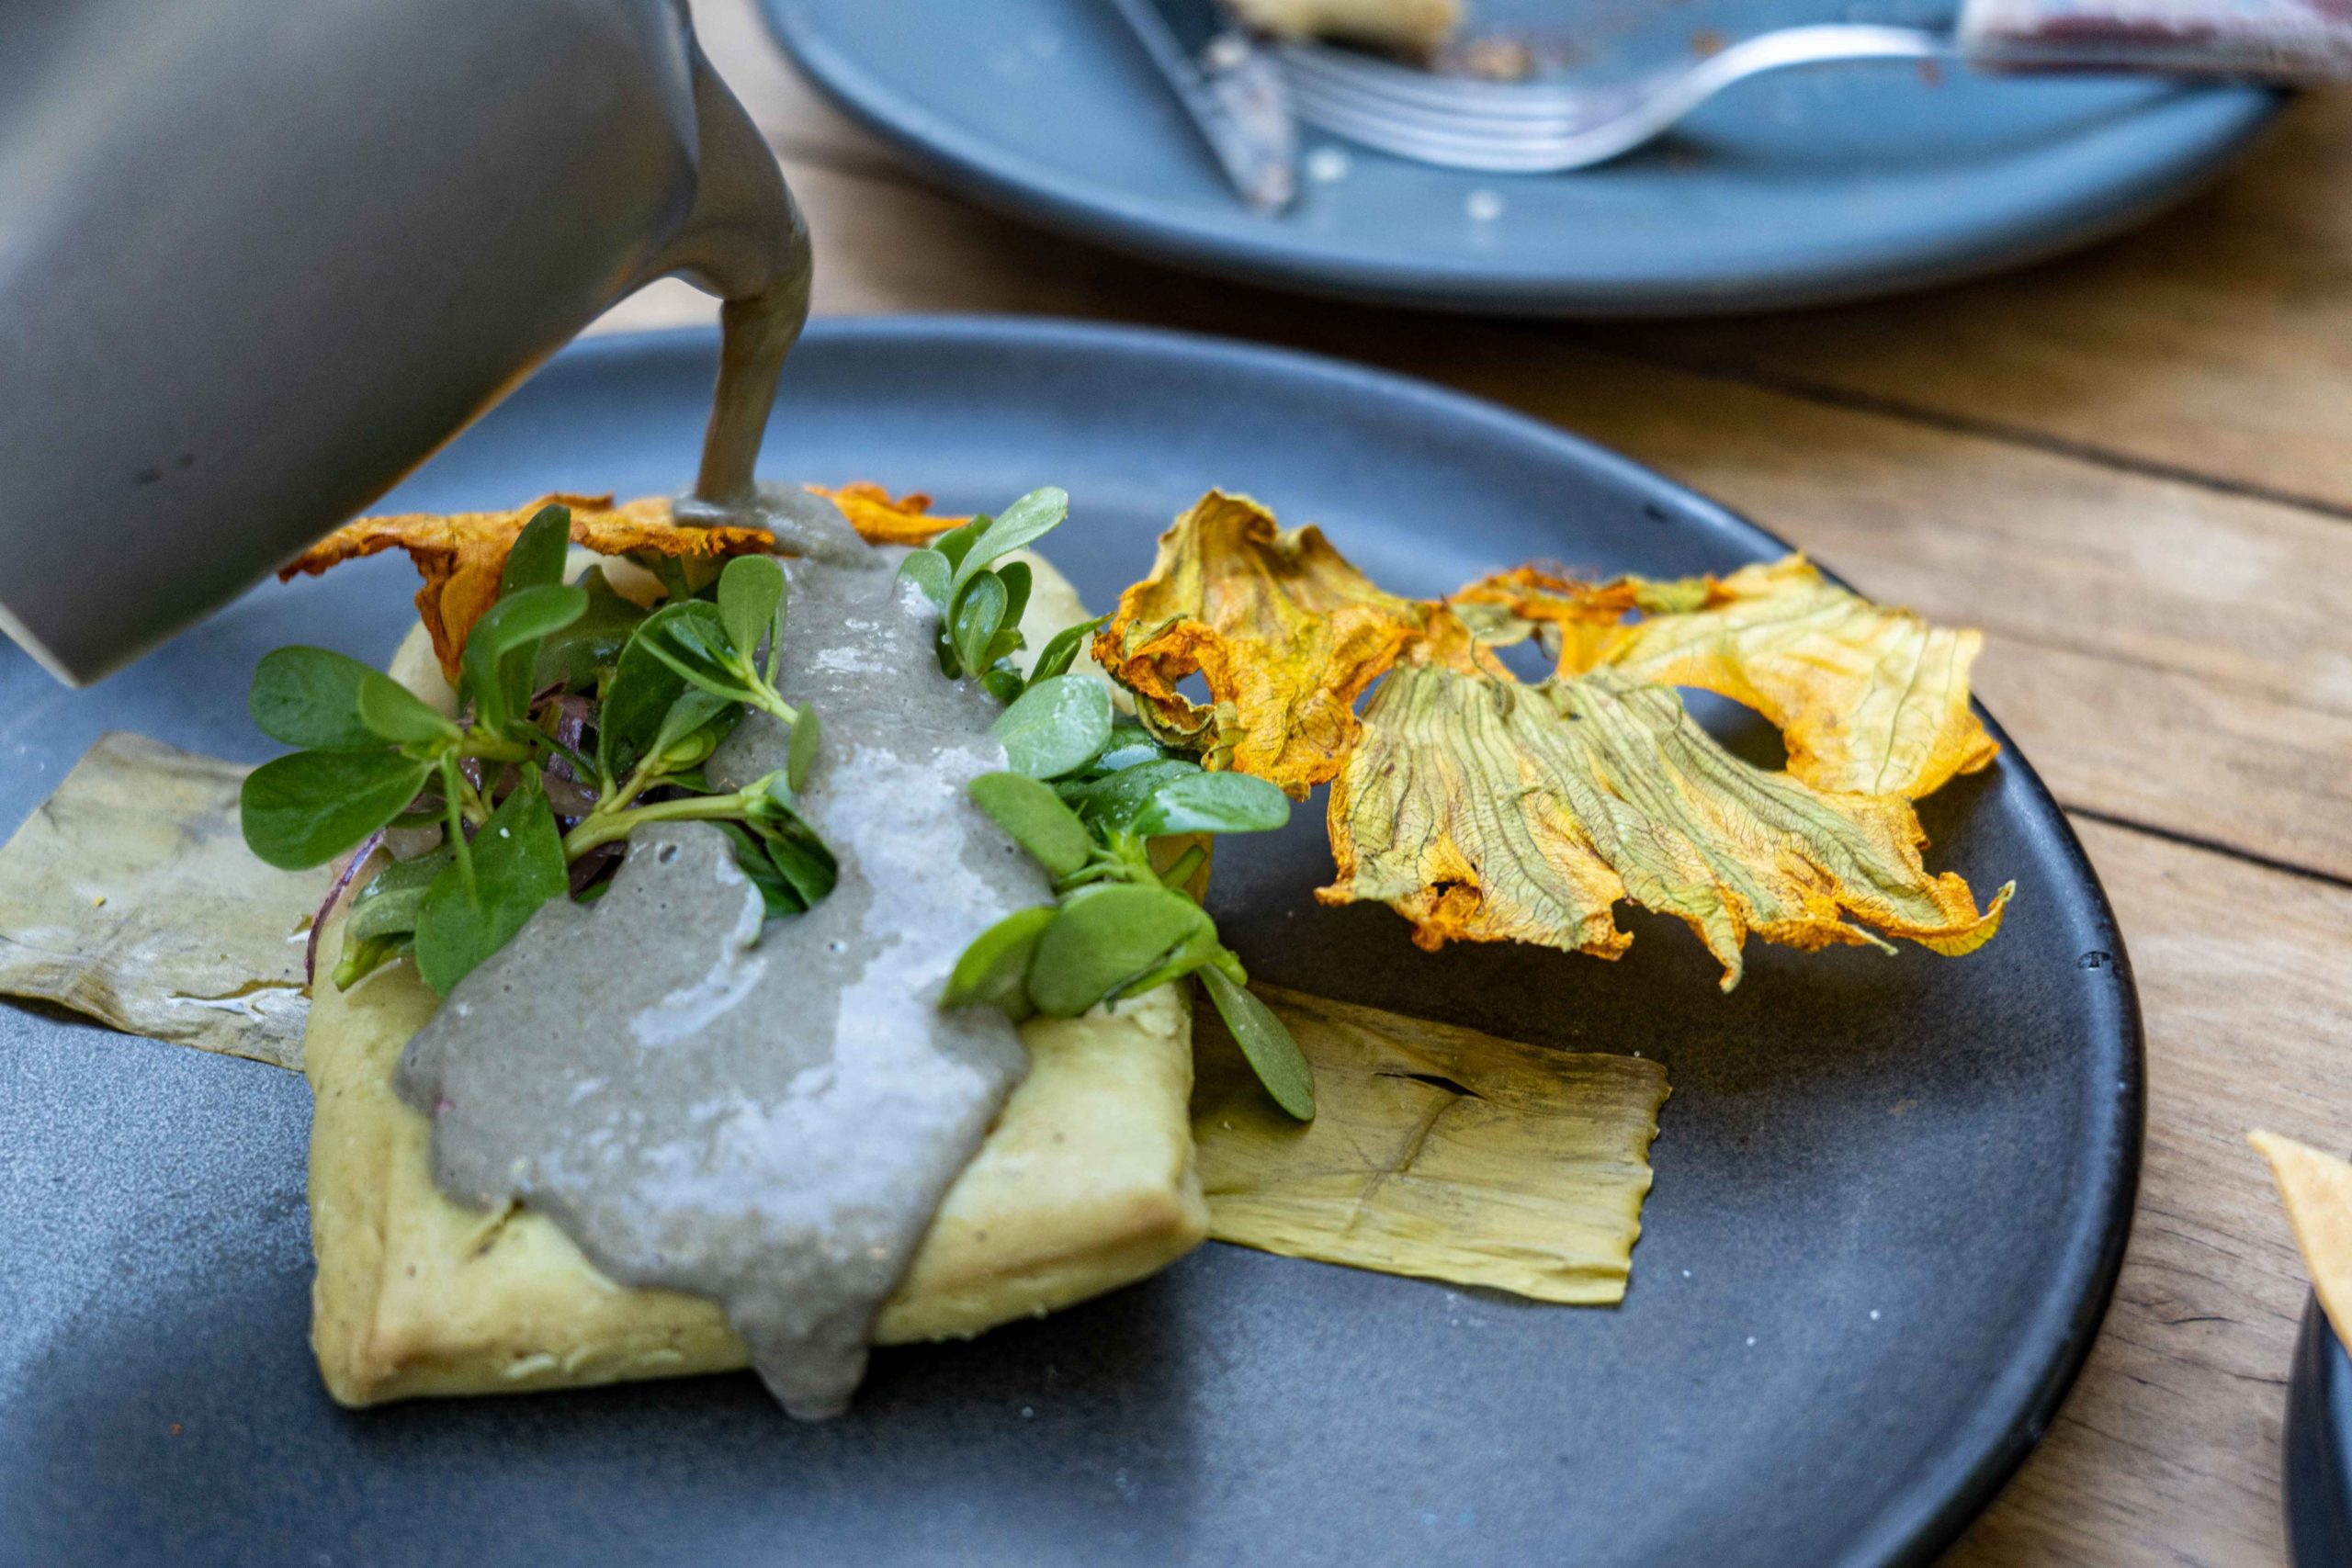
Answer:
0 0 808 684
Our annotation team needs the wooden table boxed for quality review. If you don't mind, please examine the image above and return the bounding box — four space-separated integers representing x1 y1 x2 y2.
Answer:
609 7 2352 1560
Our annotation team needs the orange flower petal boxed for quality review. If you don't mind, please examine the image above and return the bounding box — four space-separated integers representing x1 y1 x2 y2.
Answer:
1092 490 1479 796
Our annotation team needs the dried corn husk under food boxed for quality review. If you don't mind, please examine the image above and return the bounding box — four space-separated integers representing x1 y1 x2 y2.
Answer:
1196 986 1668 1303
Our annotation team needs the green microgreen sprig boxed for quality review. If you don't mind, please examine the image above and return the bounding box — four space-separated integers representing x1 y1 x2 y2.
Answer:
946 711 1316 1121
897 486 1082 703
243 502 832 997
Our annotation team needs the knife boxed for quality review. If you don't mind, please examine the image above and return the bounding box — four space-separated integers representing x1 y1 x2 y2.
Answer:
1104 0 1297 213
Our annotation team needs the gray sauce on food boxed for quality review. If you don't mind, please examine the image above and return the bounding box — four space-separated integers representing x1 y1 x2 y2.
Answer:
398 499 1046 1417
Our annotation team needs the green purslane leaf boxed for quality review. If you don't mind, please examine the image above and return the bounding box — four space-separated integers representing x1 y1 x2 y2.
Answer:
1026 884 1217 1017
1085 734 1173 778
978 667 1024 705
946 693 1317 1120
968 772 1091 877
786 705 822 795
413 779 568 996
718 553 786 667
1200 965 1316 1121
941 905 1057 1020
533 567 648 693
599 615 693 784
717 819 835 919
950 570 1009 681
897 548 951 611
1028 615 1104 684
992 673 1113 780
635 600 761 705
948 487 1068 599
994 559 1033 637
460 581 587 733
331 932 405 992
1060 758 1200 831
356 670 460 747
249 646 381 750
932 515 989 574
1124 770 1291 838
649 688 737 771
728 776 838 914
345 849 449 947
499 503 572 599
982 629 1025 671
759 825 838 908
241 748 434 870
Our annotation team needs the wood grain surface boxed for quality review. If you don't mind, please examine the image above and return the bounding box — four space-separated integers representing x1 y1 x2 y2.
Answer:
626 9 2352 1560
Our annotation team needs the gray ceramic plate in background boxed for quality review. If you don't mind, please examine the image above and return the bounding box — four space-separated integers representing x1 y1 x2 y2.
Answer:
0 319 2141 1567
761 0 2278 316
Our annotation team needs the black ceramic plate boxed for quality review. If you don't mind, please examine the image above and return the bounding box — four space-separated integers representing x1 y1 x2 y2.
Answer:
2287 1300 2352 1566
0 319 2141 1568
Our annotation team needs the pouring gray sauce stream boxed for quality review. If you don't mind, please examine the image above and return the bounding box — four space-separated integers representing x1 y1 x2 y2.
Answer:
397 502 1049 1417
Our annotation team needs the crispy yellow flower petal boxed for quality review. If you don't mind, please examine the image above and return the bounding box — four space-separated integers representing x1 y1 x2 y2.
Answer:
1459 557 1998 799
803 482 968 546
1451 564 1706 672
1091 490 1469 796
281 493 774 681
282 485 958 682
1319 662 2010 989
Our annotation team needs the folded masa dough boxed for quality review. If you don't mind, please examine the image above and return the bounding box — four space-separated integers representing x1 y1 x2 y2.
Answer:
309 548 1209 1405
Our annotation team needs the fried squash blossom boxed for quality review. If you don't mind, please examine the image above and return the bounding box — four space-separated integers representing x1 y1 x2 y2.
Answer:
1095 491 2012 990
284 485 961 680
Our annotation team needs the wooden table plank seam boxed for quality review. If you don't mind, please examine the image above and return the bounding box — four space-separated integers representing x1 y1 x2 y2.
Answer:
2063 807 2352 895
1578 348 2352 529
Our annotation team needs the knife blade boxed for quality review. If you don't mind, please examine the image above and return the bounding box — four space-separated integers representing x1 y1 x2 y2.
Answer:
1104 0 1297 213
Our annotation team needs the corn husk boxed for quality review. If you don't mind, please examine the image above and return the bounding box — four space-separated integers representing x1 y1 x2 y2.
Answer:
0 732 327 1069
1196 986 1669 1303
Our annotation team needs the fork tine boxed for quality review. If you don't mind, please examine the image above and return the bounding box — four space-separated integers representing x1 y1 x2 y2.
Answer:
1281 82 1614 171
1277 24 1952 175
1281 65 1631 138
1288 85 1636 143
1270 59 1636 146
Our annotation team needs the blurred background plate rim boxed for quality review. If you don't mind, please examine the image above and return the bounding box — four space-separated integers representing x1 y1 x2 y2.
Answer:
758 0 2284 318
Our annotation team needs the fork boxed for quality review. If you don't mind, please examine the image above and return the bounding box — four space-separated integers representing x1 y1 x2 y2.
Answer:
1274 26 1964 174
